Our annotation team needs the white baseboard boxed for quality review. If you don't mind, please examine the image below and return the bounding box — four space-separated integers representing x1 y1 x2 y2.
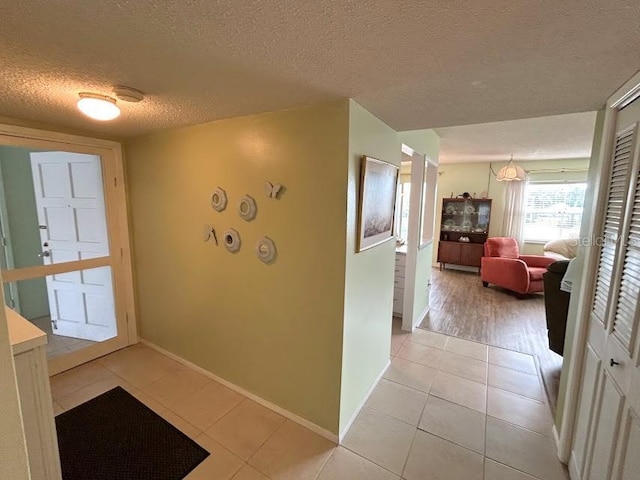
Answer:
140 339 339 443
413 304 431 330
552 424 562 458
338 360 390 443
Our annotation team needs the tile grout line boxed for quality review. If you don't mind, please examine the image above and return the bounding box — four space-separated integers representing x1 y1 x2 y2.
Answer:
244 414 290 467
399 427 419 479
313 445 339 480
485 458 547 480
394 319 561 480
483 355 489 480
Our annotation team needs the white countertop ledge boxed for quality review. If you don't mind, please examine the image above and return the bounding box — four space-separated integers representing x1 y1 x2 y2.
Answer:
7 307 47 355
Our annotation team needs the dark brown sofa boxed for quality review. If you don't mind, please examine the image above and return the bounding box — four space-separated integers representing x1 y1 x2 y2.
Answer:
543 260 571 356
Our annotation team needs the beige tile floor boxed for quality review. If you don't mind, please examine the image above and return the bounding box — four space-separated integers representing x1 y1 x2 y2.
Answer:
50 322 569 479
31 315 96 359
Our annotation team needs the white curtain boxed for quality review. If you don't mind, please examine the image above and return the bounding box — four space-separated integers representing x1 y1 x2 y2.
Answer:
501 176 528 250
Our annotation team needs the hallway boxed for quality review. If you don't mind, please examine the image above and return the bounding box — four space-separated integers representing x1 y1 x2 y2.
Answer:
420 268 563 410
50 326 567 479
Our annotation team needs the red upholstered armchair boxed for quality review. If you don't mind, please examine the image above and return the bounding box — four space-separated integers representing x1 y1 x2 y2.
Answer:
481 237 556 296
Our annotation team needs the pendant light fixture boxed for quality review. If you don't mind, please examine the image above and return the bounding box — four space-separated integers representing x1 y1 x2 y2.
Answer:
495 154 526 182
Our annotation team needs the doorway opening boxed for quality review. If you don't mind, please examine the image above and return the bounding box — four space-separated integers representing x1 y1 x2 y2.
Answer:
413 112 597 412
0 127 136 375
392 144 438 340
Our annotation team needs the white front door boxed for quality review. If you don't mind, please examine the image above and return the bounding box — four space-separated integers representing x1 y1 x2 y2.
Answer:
570 80 640 480
30 152 116 342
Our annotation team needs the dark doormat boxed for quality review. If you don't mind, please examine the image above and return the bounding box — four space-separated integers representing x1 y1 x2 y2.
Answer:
55 386 209 480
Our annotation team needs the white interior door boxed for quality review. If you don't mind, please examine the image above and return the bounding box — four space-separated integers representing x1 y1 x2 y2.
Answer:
570 86 640 480
30 151 116 342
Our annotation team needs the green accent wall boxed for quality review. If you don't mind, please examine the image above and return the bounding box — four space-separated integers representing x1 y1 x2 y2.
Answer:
339 101 401 435
0 146 48 319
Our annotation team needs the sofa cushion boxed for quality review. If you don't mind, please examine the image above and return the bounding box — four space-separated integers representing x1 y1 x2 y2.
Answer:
544 238 578 259
529 267 547 281
485 237 519 259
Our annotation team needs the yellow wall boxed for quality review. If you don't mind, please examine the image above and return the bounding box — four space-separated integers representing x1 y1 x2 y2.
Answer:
125 101 350 434
433 158 590 264
340 101 400 434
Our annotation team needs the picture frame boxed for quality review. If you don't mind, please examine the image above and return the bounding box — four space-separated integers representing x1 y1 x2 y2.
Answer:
357 155 400 252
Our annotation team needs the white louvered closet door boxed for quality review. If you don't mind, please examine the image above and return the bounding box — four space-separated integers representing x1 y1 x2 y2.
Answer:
591 126 634 326
571 94 640 480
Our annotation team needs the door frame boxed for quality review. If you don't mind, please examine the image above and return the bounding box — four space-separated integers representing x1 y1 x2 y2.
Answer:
402 145 425 331
0 160 21 311
0 122 137 375
400 144 438 332
558 71 640 462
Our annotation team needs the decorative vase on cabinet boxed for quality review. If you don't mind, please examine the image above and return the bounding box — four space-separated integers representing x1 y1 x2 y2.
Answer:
438 198 491 272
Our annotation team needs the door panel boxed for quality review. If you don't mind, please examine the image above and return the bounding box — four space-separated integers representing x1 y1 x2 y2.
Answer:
591 125 634 326
31 152 110 266
70 162 101 197
586 372 624 480
573 345 602 476
46 266 117 342
614 406 640 480
573 90 640 480
606 335 633 392
30 152 114 342
38 163 67 197
611 153 640 353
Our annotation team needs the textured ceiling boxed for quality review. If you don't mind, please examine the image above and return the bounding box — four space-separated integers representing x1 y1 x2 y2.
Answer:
436 111 598 164
0 1 638 137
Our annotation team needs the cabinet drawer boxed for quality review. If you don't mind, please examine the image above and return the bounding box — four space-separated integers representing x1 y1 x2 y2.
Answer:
393 299 403 314
395 253 407 266
393 292 403 314
393 287 404 302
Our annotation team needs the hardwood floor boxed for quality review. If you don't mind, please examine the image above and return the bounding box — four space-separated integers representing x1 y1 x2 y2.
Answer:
419 268 563 412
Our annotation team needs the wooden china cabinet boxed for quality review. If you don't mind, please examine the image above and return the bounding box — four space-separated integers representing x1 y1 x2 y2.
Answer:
437 198 492 271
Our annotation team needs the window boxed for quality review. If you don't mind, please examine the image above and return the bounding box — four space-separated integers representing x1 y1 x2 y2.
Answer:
523 182 587 242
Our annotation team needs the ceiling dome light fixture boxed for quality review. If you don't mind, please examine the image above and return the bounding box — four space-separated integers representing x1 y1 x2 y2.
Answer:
495 154 526 182
77 93 120 121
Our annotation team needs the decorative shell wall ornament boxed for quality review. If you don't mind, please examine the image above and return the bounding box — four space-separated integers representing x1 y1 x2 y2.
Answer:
203 224 218 244
210 187 228 212
223 228 241 253
264 181 283 199
238 195 257 221
255 236 277 264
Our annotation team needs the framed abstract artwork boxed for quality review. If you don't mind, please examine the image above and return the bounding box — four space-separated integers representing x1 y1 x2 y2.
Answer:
357 156 399 252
